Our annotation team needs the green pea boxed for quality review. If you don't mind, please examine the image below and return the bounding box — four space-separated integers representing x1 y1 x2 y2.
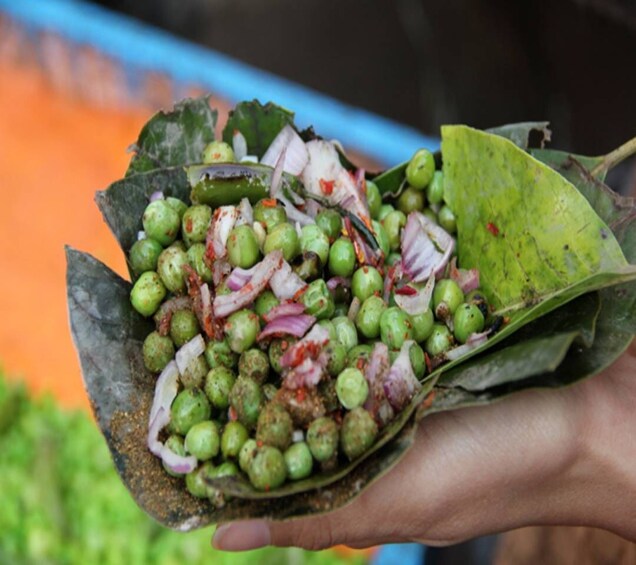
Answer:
433 279 464 318
248 446 287 490
453 303 485 344
204 367 236 409
181 354 208 388
163 434 187 477
427 171 444 205
229 376 263 429
204 338 237 370
380 307 414 350
293 251 322 281
142 200 181 246
306 417 339 462
254 290 280 321
253 199 287 231
332 316 358 351
221 420 249 458
210 460 239 479
170 387 212 436
315 209 342 241
142 331 174 373
164 196 187 219
397 186 425 214
366 180 382 219
181 204 212 246
284 442 313 480
317 319 337 341
325 342 347 377
351 266 383 302
185 421 220 461
268 338 296 374
409 342 426 379
202 140 235 163
130 271 166 317
238 438 258 473
224 309 260 353
227 224 261 269
186 243 213 283
355 295 387 339
438 205 457 234
157 245 189 294
406 148 435 190
264 222 300 262
169 309 200 347
301 279 335 320
372 220 390 258
340 407 378 460
425 323 454 356
129 238 163 276
336 368 369 410
300 225 330 265
385 252 402 267
411 309 435 343
256 403 293 451
186 461 214 498
238 349 270 384
328 237 356 277
382 210 407 251
347 344 373 370
378 204 395 221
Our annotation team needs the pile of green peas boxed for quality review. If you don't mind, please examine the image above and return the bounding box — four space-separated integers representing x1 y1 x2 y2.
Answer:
129 141 490 498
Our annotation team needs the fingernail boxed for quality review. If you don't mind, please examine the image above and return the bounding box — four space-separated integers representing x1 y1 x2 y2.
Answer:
212 520 271 551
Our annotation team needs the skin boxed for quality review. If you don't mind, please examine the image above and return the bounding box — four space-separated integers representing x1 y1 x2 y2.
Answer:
212 341 636 550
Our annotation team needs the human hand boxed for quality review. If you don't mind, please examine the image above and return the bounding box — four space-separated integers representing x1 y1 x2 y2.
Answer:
211 338 636 551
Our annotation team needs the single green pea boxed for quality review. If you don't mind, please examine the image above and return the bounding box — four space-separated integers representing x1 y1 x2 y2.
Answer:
157 245 189 294
325 342 347 377
204 338 238 370
332 316 358 351
351 266 384 302
224 309 260 353
315 209 342 241
422 208 438 224
411 309 435 343
347 344 373 371
425 323 454 356
406 148 435 190
385 252 402 267
284 442 313 480
380 307 414 350
185 421 220 461
142 331 174 373
182 204 212 246
129 238 163 276
328 237 356 277
169 309 200 347
163 434 187 477
238 438 258 473
301 279 335 320
453 303 485 344
262 383 279 402
355 295 387 339
427 171 444 205
254 290 280 321
229 376 263 429
382 210 407 251
186 461 214 498
293 251 322 281
268 338 296 374
227 224 261 269
336 368 369 410
248 446 287 491
264 222 300 262
364 180 382 220
340 407 378 460
202 140 235 163
253 199 287 231
221 420 249 458
306 417 339 463
210 461 239 480
130 271 166 317
300 225 330 265
142 200 181 246
372 220 390 258
204 367 236 409
165 196 187 219
256 403 293 451
409 342 426 379
181 354 208 388
433 279 464 318
438 205 457 234
187 243 213 283
317 319 337 341
238 349 270 384
170 387 212 436
397 186 425 214
378 204 395 221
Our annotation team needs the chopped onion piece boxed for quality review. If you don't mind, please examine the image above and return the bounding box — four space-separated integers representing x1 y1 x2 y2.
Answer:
383 341 422 412
147 407 169 457
263 301 306 323
258 314 316 341
449 257 480 293
283 356 326 389
150 190 164 202
235 197 253 226
394 274 436 315
160 444 198 475
269 260 307 301
327 276 351 292
261 125 309 175
364 342 395 427
175 334 205 375
347 296 361 321
207 205 238 260
232 130 248 161
444 331 490 361
149 360 179 430
226 265 256 291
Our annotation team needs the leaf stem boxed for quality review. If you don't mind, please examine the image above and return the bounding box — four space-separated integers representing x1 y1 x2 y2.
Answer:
591 137 636 178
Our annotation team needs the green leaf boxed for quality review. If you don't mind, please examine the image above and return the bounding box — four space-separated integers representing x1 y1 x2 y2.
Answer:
222 100 296 158
372 162 408 196
530 149 607 182
126 97 217 176
485 121 551 150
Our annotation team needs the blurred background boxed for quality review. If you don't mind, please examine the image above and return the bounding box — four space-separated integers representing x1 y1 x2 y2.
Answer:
1 0 635 563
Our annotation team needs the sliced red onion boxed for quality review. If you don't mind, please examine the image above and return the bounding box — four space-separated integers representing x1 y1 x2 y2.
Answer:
383 340 422 412
263 301 306 323
258 314 316 341
280 324 330 369
160 443 198 475
327 276 351 292
261 125 309 175
394 274 436 316
401 212 455 283
232 130 248 161
283 356 326 389
226 265 256 291
137 230 146 241
269 260 307 301
347 296 361 321
213 250 284 318
235 197 254 226
147 406 169 457
449 257 480 293
206 205 238 260
212 258 232 287
270 150 314 227
364 342 395 427
199 283 215 337
444 331 490 361
150 190 164 202
175 334 206 375
149 360 180 427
